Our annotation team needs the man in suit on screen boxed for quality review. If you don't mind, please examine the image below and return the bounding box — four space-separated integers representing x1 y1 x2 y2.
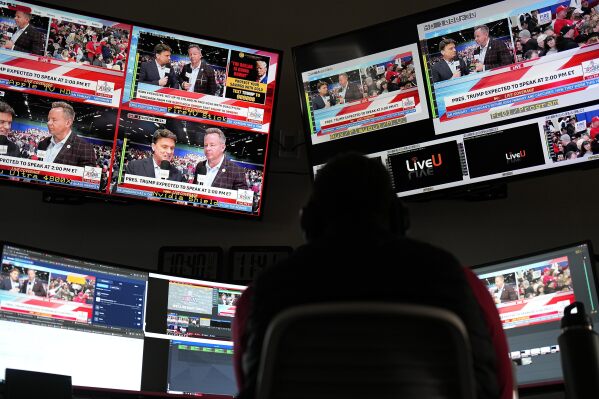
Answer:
139 43 179 88
125 129 185 182
19 269 46 297
431 38 470 83
336 72 362 104
472 25 513 72
0 101 21 158
0 268 21 292
178 45 217 95
493 275 518 304
2 10 44 56
193 127 247 190
37 102 96 167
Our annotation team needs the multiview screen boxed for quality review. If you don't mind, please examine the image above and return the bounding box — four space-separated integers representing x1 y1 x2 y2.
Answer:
472 242 599 387
295 0 599 198
0 0 281 216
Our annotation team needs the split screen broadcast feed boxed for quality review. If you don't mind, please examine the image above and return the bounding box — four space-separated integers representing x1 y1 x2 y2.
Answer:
0 1 279 216
473 242 599 387
0 242 246 396
297 0 599 197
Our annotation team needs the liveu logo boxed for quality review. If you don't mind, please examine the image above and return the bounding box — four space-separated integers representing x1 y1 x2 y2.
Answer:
405 154 443 171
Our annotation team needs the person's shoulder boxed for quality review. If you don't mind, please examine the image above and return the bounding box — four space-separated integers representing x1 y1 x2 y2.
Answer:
224 158 244 171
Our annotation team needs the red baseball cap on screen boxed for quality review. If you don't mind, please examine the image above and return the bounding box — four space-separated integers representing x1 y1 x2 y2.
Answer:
556 5 568 14
592 116 599 123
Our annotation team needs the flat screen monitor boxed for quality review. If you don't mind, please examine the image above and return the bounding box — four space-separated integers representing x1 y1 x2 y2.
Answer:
0 242 148 390
142 272 245 396
293 0 599 198
0 0 281 216
471 241 599 388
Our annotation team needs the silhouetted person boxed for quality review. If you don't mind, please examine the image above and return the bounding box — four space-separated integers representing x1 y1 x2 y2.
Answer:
233 153 513 399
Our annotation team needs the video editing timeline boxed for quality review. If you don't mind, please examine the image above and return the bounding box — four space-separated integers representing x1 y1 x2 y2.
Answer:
0 243 148 390
167 340 236 396
473 242 599 387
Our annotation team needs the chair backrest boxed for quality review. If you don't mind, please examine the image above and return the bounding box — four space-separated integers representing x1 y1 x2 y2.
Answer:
255 302 476 399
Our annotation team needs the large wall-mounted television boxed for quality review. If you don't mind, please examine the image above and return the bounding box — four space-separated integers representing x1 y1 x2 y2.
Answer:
0 0 281 216
293 0 599 198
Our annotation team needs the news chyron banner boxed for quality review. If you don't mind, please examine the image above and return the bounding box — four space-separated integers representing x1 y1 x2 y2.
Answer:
0 1 131 107
478 255 575 330
123 26 279 133
300 43 429 145
418 0 599 135
112 111 266 215
0 90 118 191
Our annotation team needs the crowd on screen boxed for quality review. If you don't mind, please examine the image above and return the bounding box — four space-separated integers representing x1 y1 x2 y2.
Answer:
360 59 418 98
516 264 573 299
545 114 599 161
47 276 95 305
47 19 129 70
511 4 599 62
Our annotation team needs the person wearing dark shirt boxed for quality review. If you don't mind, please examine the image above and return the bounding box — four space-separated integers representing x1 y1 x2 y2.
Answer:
519 29 539 53
558 25 580 51
233 153 513 399
178 45 217 95
473 24 513 71
0 101 20 158
431 38 470 83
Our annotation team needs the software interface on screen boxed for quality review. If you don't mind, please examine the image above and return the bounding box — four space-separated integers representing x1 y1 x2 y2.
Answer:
0 244 148 390
144 273 245 396
473 243 599 387
0 0 280 216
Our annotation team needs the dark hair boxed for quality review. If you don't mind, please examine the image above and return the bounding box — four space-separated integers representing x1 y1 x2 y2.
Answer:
0 101 15 117
317 81 328 90
152 129 177 144
438 38 456 52
154 43 172 55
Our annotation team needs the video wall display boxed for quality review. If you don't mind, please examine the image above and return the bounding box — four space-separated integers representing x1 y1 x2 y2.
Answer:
294 0 599 198
0 0 281 216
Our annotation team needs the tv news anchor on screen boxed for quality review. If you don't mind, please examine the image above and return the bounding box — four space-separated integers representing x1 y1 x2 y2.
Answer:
37 102 96 167
0 102 21 158
178 44 217 95
125 129 185 182
193 128 247 190
312 81 336 110
2 9 44 56
20 268 46 297
336 72 361 103
472 25 512 72
431 38 470 83
139 43 178 88
0 267 21 292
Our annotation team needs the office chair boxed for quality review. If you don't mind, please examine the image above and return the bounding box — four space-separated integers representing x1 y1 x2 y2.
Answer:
255 302 476 399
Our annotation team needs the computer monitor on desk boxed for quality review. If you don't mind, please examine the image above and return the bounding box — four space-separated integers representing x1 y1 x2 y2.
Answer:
472 242 599 389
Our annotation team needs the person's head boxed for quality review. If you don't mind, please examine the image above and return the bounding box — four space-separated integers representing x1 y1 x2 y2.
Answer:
544 35 557 50
187 44 202 67
26 268 36 281
14 10 31 29
524 49 540 60
523 279 530 288
338 73 348 87
537 33 547 48
256 60 267 78
439 38 457 61
545 28 555 36
317 81 329 96
560 133 571 146
592 116 599 128
495 275 505 289
573 8 584 20
300 153 405 242
566 150 578 160
9 268 19 282
203 128 226 166
519 29 531 42
556 5 568 19
47 102 75 140
0 101 15 137
474 25 490 46
154 43 171 66
151 129 177 165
